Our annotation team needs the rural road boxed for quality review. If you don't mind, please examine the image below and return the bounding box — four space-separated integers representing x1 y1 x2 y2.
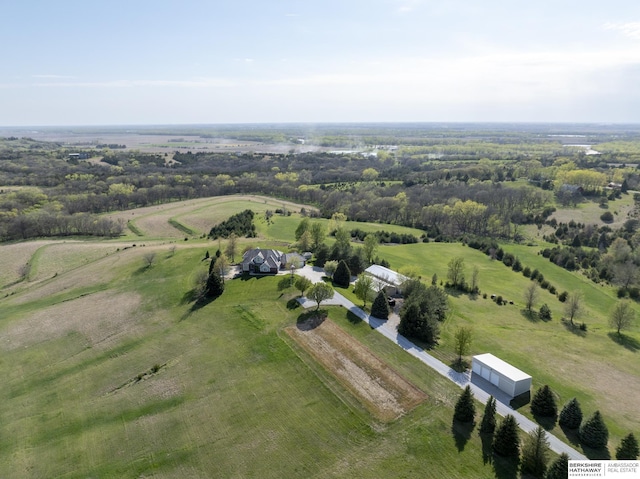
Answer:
295 265 587 460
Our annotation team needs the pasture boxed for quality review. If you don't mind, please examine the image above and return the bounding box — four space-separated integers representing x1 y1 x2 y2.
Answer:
0 244 497 478
1 195 638 476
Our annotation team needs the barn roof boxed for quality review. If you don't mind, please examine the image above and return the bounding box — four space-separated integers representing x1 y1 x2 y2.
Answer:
364 265 408 287
473 353 531 382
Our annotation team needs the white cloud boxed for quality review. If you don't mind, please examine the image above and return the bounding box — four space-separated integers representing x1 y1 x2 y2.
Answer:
604 22 640 40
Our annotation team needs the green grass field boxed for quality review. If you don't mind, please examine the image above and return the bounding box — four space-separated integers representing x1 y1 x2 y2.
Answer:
0 245 501 478
1 195 638 477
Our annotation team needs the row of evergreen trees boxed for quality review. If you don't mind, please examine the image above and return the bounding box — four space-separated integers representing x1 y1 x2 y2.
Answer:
530 384 637 457
453 385 638 478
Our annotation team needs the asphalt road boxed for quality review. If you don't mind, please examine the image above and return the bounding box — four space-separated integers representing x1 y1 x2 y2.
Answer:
295 265 586 460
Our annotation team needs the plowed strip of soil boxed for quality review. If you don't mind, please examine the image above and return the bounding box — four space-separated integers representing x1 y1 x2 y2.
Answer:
286 317 426 422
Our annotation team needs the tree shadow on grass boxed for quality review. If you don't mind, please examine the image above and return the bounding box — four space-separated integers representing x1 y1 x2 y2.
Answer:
287 298 301 310
532 413 557 432
179 293 221 321
451 420 475 452
492 454 520 479
583 445 611 460
346 310 363 325
296 309 328 331
520 309 540 322
608 332 640 352
561 319 587 337
559 424 581 446
480 432 493 465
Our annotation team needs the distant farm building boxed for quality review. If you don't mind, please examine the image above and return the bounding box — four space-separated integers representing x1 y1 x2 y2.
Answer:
364 265 408 296
472 353 531 399
68 153 90 160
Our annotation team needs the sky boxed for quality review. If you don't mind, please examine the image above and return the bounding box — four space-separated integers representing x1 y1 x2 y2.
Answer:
2 0 640 126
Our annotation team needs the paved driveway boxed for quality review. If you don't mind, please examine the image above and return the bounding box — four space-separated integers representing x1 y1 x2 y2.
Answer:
295 265 586 460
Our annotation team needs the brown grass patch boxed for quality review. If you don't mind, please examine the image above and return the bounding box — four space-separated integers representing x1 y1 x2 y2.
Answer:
0 240 54 288
286 317 426 422
1 291 142 352
105 195 317 238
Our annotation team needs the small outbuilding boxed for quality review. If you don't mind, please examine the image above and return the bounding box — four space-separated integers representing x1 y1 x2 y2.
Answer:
472 353 531 399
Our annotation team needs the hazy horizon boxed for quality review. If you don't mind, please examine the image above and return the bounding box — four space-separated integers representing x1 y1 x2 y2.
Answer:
3 1 640 126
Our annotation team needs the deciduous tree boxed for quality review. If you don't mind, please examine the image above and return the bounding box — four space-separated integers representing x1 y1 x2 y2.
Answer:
225 233 238 263
363 234 378 265
294 276 312 297
524 282 539 313
307 282 334 310
610 300 635 335
453 326 473 363
564 291 583 326
354 273 373 307
447 256 465 288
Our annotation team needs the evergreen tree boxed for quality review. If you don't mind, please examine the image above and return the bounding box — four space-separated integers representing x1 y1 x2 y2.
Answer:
545 453 569 479
559 397 583 430
480 396 497 434
531 385 557 418
616 433 639 460
333 260 351 288
205 271 224 298
371 290 390 319
521 426 550 478
493 414 521 458
539 303 552 321
579 410 609 449
314 243 329 267
453 385 476 423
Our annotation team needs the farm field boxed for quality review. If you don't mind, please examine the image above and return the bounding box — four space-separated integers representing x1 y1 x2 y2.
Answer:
1 195 638 476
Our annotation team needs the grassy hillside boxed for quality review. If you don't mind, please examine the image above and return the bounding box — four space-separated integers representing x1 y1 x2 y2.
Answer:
379 242 640 445
2 195 638 476
1 244 499 478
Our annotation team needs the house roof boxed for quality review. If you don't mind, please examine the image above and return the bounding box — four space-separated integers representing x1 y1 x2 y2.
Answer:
242 248 283 269
472 353 531 382
364 265 408 287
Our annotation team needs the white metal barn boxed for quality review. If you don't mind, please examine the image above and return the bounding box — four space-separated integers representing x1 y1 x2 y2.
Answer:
472 353 532 398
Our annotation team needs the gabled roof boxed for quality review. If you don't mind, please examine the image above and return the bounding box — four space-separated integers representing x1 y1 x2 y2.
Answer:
242 248 283 269
364 265 408 287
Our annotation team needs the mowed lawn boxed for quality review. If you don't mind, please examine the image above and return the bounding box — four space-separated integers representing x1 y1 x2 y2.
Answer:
379 241 640 446
0 245 499 478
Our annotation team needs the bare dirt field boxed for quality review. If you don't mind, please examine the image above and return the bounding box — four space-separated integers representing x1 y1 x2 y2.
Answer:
1 291 142 352
286 316 426 422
